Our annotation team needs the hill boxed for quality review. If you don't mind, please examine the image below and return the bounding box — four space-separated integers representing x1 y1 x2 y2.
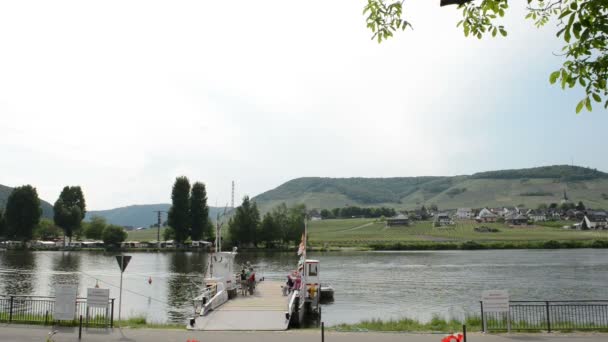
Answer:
0 184 54 219
86 204 225 227
253 165 608 211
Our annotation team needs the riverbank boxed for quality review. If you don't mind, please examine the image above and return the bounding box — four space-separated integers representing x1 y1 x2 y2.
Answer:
1 324 608 342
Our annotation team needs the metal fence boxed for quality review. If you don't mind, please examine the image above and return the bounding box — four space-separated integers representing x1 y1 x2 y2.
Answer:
481 300 608 332
0 295 114 327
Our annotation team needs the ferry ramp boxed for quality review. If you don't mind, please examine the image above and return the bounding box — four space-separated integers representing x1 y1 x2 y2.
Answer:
191 280 290 331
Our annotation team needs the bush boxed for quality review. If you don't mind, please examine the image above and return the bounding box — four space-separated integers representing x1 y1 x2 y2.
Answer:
102 225 127 247
543 240 562 249
84 216 106 240
461 241 485 250
591 240 608 248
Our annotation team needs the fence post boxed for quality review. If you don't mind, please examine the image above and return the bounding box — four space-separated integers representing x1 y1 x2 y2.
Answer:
79 315 83 339
321 321 324 342
545 301 551 333
110 299 114 328
45 310 49 325
462 324 467 342
8 296 14 323
480 301 485 333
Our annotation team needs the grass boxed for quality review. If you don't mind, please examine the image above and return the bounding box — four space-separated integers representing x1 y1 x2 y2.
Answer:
115 316 184 329
308 218 608 249
126 227 168 241
332 316 480 333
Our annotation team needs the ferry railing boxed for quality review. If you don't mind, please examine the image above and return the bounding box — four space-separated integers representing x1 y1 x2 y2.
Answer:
0 295 114 327
481 300 608 332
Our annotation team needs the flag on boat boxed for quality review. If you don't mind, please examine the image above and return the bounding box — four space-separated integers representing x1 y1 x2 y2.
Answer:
297 233 306 256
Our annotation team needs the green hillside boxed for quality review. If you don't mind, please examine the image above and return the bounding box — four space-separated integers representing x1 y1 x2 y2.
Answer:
253 165 608 211
86 204 224 227
0 184 54 219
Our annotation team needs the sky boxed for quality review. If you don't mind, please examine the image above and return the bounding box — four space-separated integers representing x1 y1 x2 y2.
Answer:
1 1 607 210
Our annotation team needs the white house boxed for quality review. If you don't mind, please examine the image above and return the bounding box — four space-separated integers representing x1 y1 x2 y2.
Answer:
476 208 498 222
455 208 474 220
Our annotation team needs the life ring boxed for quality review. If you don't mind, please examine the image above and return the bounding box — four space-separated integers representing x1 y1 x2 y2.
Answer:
308 284 317 298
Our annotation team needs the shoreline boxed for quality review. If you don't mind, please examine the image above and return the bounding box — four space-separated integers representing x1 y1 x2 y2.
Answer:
3 239 608 252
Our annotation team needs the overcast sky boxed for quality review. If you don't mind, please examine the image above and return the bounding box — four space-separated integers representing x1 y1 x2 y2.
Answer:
1 1 607 210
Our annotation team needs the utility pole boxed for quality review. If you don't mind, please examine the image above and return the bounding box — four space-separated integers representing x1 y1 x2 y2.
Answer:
231 181 235 209
152 210 166 250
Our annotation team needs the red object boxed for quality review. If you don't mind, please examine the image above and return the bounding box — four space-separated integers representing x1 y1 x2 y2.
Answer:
441 333 463 342
148 276 152 284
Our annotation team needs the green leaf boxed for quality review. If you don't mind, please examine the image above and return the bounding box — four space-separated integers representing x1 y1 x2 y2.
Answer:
499 28 507 37
549 71 560 84
585 98 592 111
576 99 585 113
492 27 497 37
592 93 601 103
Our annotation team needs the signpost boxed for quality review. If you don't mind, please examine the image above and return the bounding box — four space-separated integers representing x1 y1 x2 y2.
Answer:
481 290 510 333
115 255 132 321
87 288 110 307
54 285 78 321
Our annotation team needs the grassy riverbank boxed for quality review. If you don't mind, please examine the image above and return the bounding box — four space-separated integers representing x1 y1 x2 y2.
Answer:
333 316 481 333
307 218 608 250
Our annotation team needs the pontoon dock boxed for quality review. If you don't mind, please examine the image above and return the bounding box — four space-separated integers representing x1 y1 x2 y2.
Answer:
189 281 290 331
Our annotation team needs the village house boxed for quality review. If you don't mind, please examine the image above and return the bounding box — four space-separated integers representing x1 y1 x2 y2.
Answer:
476 208 498 222
434 212 453 226
505 212 529 225
528 210 547 222
581 212 608 230
386 214 410 227
455 208 474 220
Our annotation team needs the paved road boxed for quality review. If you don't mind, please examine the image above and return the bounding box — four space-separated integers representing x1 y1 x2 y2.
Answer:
1 325 607 342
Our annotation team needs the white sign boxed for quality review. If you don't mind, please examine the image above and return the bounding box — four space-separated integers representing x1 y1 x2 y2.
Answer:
481 289 510 313
54 285 78 320
87 288 110 308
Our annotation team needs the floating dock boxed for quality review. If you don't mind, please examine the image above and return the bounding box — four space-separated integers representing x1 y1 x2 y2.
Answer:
189 281 290 331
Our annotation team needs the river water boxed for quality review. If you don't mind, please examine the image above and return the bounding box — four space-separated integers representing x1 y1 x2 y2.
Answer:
1 249 608 325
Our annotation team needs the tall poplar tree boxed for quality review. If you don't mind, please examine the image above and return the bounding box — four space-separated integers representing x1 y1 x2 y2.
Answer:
0 209 5 237
5 185 42 242
54 186 86 243
168 176 191 243
228 196 260 247
190 182 210 241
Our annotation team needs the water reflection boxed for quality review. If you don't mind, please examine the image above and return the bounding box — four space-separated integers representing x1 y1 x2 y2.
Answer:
0 251 37 295
166 252 207 321
50 252 81 295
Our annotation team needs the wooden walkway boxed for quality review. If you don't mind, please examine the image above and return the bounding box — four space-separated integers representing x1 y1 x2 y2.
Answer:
190 281 290 331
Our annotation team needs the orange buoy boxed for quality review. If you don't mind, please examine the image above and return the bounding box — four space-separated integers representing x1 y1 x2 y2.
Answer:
148 276 152 285
441 333 463 342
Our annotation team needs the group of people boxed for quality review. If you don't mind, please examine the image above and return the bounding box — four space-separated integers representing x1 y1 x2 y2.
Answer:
239 266 255 295
282 271 302 296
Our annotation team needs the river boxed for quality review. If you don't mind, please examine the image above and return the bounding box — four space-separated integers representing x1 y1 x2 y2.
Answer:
1 249 608 325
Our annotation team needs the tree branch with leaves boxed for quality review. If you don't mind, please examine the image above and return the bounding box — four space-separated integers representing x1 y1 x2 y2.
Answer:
363 0 607 112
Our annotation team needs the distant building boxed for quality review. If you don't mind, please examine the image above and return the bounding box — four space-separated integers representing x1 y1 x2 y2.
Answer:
581 212 608 230
505 212 529 225
455 208 474 220
434 213 453 226
528 210 547 222
476 208 498 222
386 214 410 227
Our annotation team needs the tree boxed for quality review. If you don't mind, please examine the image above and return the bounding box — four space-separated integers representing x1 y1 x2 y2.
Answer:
549 202 559 209
163 226 175 241
537 203 548 209
190 182 210 241
53 186 86 244
576 200 586 210
5 185 42 242
102 225 127 247
285 204 306 246
363 0 607 112
228 196 260 247
259 213 281 248
168 176 191 244
34 219 62 240
84 216 106 240
320 209 333 219
0 209 6 238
